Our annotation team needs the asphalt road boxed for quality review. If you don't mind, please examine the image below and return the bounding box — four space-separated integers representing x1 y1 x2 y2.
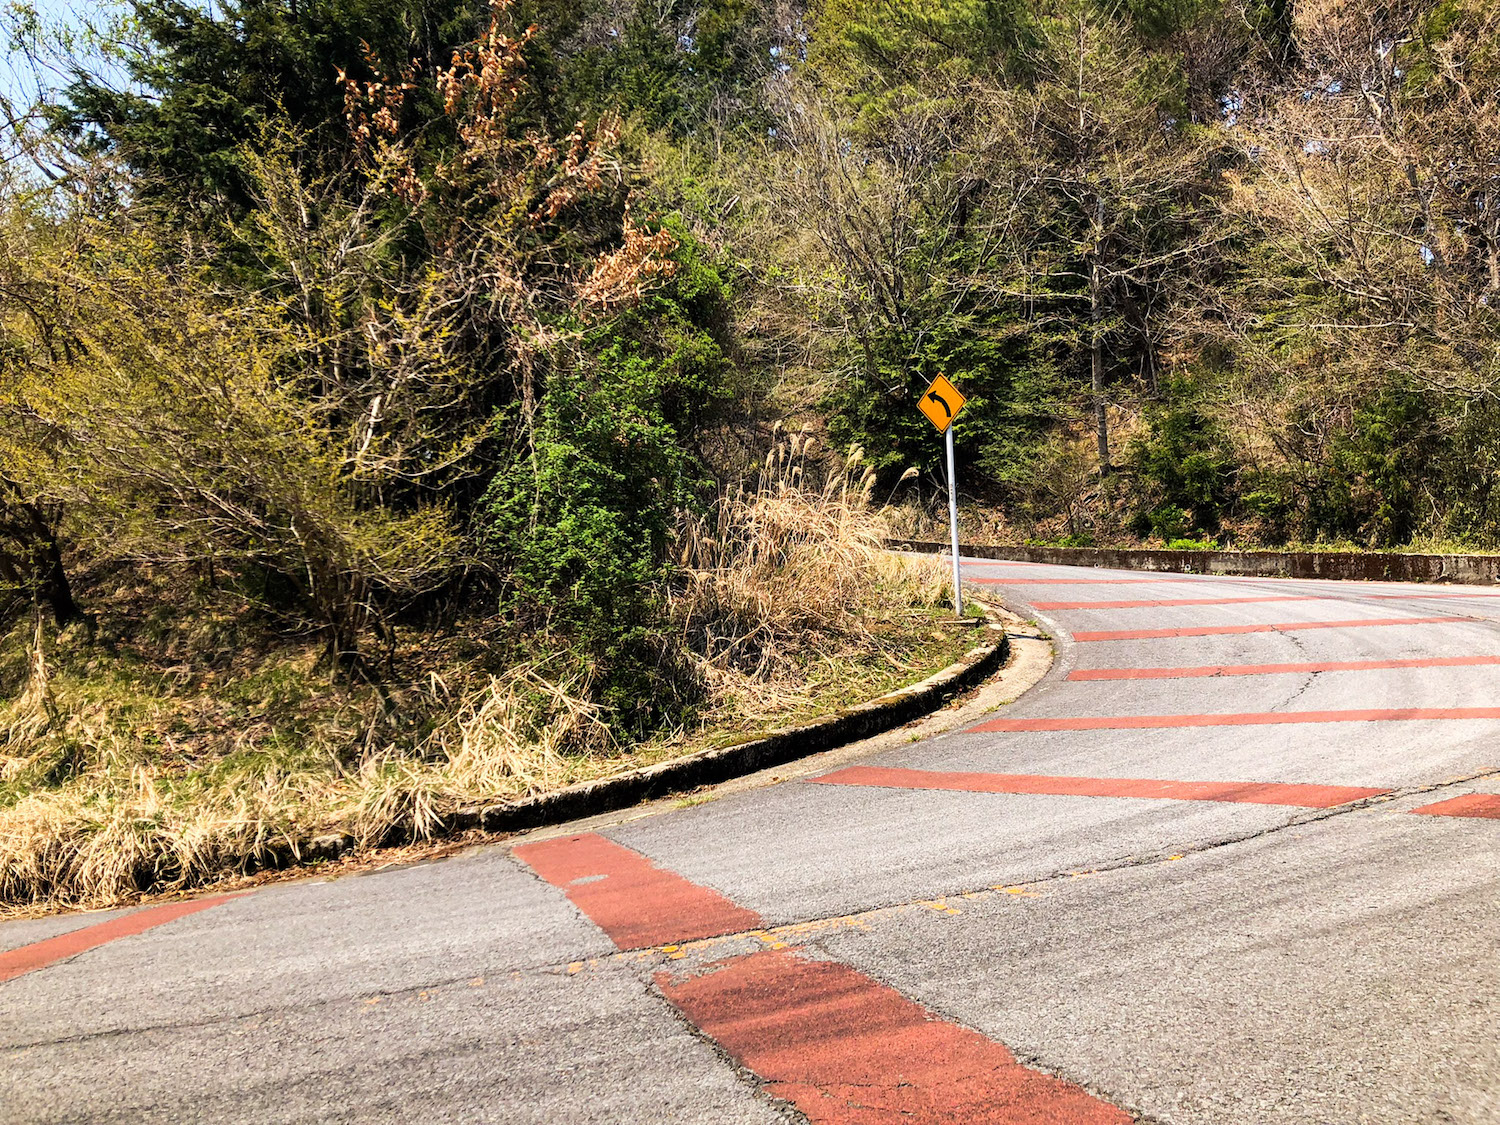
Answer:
3 559 1499 1124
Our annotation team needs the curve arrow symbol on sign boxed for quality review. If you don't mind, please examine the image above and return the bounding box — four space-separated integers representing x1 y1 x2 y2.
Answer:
927 391 953 419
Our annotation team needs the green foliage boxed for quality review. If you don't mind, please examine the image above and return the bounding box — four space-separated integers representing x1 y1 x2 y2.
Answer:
1027 532 1096 548
1311 392 1444 549
477 228 731 727
8 0 734 698
1141 505 1188 541
1127 391 1237 537
809 0 1039 95
1118 0 1219 40
824 312 1062 494
11 0 1500 743
791 0 1228 523
56 0 481 214
535 0 774 135
1124 378 1500 551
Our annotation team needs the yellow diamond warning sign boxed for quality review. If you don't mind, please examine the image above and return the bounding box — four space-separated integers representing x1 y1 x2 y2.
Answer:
918 374 966 433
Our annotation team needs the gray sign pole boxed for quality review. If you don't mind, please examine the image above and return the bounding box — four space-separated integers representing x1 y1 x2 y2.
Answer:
946 422 962 617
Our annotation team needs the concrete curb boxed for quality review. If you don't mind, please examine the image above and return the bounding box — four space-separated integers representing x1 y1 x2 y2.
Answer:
452 629 1009 836
889 540 1500 586
299 619 1009 862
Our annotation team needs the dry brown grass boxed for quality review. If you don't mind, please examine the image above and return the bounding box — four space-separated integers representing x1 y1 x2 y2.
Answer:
671 434 953 732
0 437 955 916
0 658 623 914
673 427 947 699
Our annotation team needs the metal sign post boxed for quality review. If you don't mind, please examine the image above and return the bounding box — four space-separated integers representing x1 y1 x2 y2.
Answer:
917 374 967 618
945 422 962 617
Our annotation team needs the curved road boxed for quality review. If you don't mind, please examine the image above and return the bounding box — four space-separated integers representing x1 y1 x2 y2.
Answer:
3 558 1499 1123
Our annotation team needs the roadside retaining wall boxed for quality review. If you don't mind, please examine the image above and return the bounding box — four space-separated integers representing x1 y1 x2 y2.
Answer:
889 541 1500 586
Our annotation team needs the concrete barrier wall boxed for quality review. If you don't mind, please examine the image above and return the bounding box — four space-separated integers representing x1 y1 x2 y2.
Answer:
889 540 1500 586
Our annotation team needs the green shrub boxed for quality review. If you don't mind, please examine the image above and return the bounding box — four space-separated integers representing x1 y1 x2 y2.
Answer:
1126 389 1238 538
1147 504 1191 541
477 229 732 730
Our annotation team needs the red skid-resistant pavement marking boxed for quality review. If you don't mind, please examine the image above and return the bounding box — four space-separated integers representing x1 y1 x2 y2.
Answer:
1410 793 1500 819
971 576 1192 586
658 950 1130 1125
1072 615 1467 641
1365 592 1500 599
512 832 762 949
1069 655 1500 680
971 707 1500 733
1033 595 1319 610
516 834 1133 1123
0 895 238 984
811 765 1387 809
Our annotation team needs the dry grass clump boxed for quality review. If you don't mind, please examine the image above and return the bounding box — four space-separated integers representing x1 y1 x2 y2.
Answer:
0 617 58 781
673 427 949 716
0 648 619 914
424 667 615 794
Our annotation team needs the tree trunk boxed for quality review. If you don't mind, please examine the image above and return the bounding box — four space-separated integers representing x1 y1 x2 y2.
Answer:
0 481 89 631
35 529 88 630
0 551 24 624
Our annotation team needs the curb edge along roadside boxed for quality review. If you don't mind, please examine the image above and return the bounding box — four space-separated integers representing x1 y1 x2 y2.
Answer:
454 614 1010 838
297 599 1014 862
890 539 1500 586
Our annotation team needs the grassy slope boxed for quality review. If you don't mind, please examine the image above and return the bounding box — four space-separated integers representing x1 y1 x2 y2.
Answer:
0 552 968 916
629 609 981 767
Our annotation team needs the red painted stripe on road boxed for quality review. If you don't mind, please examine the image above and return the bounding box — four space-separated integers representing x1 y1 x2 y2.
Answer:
1072 616 1467 641
659 949 1131 1124
1365 592 1500 599
812 766 1386 808
0 895 238 984
1033 595 1318 610
512 833 762 949
971 576 1190 586
1069 655 1500 680
972 708 1500 732
523 837 1132 1121
1410 793 1500 819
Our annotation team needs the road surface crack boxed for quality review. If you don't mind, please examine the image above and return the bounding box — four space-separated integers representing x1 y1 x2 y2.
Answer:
0 961 606 1052
925 762 1500 900
542 762 1500 971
